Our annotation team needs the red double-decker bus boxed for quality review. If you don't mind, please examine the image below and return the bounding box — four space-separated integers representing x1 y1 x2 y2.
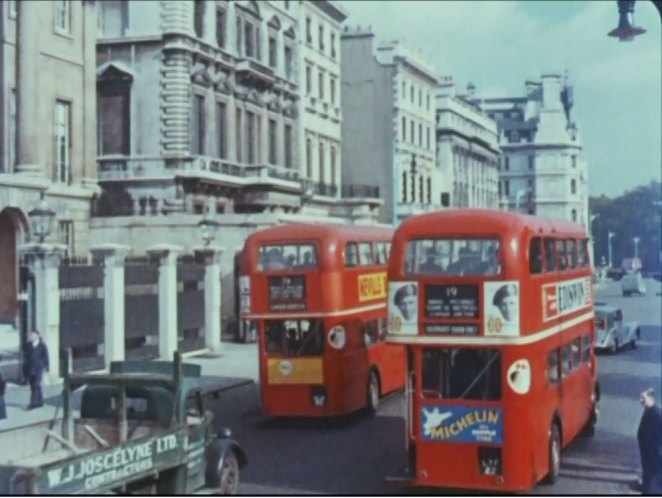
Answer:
386 209 599 492
240 223 406 417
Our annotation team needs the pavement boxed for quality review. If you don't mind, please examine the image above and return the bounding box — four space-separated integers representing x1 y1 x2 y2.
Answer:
0 341 259 433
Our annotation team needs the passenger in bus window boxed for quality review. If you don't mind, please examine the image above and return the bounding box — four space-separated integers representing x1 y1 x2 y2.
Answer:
297 250 315 269
419 247 443 274
447 247 473 275
481 244 501 275
266 248 286 270
395 284 418 321
286 254 296 269
492 284 519 323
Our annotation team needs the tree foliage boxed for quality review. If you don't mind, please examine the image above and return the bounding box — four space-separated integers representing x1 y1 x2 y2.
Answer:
589 180 662 271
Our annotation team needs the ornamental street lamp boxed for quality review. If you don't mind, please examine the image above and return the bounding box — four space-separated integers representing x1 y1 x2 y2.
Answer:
27 192 56 243
632 236 640 259
198 212 220 247
608 0 646 42
515 188 530 213
608 231 616 268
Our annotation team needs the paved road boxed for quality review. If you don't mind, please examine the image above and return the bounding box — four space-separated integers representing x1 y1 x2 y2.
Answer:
209 278 661 495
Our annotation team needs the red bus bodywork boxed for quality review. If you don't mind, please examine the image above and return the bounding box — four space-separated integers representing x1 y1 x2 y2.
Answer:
241 223 406 417
386 209 598 492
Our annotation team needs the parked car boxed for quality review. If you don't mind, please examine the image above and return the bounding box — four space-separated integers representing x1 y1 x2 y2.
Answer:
594 304 639 353
621 272 647 296
606 267 625 281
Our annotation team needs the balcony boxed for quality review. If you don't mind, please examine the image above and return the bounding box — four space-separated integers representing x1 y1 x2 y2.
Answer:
236 58 276 88
341 184 380 199
301 180 338 198
396 202 437 219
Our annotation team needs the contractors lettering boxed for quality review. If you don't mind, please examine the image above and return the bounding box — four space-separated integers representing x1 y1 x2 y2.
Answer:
358 273 387 302
46 433 179 491
428 409 500 440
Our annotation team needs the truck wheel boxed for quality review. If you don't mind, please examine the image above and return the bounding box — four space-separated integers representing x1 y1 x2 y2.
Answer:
545 424 562 484
366 370 380 415
218 451 240 495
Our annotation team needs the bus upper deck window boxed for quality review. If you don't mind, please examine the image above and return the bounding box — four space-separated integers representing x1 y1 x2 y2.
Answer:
567 239 577 269
359 242 374 266
556 239 567 271
259 243 317 271
543 238 556 272
579 240 589 268
345 242 359 267
405 238 500 276
529 237 543 274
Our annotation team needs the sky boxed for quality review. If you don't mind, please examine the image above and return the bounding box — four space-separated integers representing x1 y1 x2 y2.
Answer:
338 0 662 198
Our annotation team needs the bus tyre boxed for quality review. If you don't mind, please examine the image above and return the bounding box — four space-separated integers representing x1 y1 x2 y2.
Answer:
218 451 240 495
583 401 598 438
366 370 380 415
545 424 561 485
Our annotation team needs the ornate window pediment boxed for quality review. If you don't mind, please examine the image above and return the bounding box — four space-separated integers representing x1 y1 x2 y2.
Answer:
97 62 135 84
284 26 296 39
268 16 281 30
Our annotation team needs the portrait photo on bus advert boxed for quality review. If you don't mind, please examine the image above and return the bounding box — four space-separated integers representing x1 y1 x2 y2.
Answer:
389 282 418 335
484 281 520 337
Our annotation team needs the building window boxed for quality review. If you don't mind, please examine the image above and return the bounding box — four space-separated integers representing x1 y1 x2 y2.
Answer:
318 71 324 100
284 0 289 9
419 175 424 202
8 89 16 171
410 173 416 202
528 154 534 169
318 24 324 51
426 93 430 110
331 33 336 58
330 147 337 187
504 157 510 170
426 177 431 204
8 0 17 19
55 0 71 33
246 111 258 163
245 22 254 57
98 81 130 156
410 85 414 103
193 0 204 38
571 209 577 222
418 123 423 147
284 124 293 168
426 127 430 150
59 220 74 255
410 119 415 143
571 155 577 168
54 100 71 183
268 36 277 68
216 8 226 47
418 88 422 107
402 171 407 202
235 109 242 162
306 17 312 44
191 94 205 155
402 81 406 98
504 180 510 196
330 77 336 105
284 46 293 79
236 17 242 55
268 118 277 164
571 179 577 194
217 102 226 159
319 143 325 183
305 66 312 95
401 117 406 142
306 138 312 178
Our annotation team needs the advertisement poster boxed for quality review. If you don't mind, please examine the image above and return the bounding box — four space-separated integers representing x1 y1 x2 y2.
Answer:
425 284 479 319
483 281 520 337
542 276 592 322
239 276 250 313
388 281 418 335
421 405 503 444
268 275 306 311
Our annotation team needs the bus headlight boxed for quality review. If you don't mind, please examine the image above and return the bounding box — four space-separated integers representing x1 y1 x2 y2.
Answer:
328 325 346 350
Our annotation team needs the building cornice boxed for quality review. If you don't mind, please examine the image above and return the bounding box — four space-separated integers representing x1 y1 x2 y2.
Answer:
394 55 438 85
311 1 349 23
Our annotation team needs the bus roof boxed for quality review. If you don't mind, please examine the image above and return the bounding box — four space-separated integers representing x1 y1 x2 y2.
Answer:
395 209 587 238
246 223 394 245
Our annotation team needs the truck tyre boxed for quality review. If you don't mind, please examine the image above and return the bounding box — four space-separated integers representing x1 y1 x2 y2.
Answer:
366 370 380 415
218 451 239 495
544 423 562 484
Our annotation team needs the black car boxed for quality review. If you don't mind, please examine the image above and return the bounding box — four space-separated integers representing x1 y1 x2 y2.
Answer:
606 267 625 281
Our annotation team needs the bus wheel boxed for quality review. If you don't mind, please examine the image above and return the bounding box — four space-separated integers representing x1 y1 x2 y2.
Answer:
582 399 598 438
545 423 562 484
218 451 240 495
366 370 380 415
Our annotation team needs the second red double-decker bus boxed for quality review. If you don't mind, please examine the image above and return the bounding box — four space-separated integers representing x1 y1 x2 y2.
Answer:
240 223 406 417
386 209 599 492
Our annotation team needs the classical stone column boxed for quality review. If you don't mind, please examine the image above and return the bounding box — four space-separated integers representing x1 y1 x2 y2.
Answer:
15 0 42 175
91 244 130 369
19 243 67 378
194 246 225 352
203 0 217 45
147 244 182 359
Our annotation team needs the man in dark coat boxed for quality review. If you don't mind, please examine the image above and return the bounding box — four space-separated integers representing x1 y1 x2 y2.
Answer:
637 388 662 494
23 331 50 409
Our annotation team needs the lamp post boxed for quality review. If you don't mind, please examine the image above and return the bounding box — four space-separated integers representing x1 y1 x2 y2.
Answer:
197 212 220 247
608 0 646 41
632 236 640 259
589 213 599 269
608 231 616 269
28 192 56 243
515 188 530 213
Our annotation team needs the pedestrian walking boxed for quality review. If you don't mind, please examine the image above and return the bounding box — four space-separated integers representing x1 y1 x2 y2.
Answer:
637 387 662 495
0 371 7 420
23 331 49 410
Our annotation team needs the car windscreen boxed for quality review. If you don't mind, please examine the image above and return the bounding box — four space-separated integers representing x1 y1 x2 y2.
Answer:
421 348 502 400
265 319 325 356
405 238 501 276
258 243 317 271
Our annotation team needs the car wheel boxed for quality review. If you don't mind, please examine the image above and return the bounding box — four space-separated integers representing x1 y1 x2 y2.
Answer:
545 423 562 484
366 370 380 415
630 338 637 350
218 451 240 495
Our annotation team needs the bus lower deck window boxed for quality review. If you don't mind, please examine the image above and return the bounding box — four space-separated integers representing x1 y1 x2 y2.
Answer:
421 348 501 400
265 319 325 356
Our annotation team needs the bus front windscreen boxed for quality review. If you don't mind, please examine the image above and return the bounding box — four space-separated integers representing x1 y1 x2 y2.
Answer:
422 348 502 400
265 319 325 356
405 238 501 276
258 243 318 271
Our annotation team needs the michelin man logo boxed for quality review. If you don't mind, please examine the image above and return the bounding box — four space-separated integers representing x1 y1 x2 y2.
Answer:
507 359 531 395
422 407 453 437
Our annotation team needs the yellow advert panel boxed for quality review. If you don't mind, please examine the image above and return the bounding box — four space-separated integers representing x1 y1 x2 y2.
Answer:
267 358 324 384
358 272 387 302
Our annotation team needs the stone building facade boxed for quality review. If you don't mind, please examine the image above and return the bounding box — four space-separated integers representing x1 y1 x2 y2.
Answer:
0 0 98 326
473 74 589 228
435 77 500 209
341 27 438 225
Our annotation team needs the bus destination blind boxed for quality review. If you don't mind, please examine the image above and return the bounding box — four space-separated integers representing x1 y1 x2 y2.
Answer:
425 284 479 319
268 275 307 311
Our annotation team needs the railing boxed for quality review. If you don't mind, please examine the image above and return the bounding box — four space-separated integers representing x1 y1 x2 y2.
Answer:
341 184 380 198
312 182 338 197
